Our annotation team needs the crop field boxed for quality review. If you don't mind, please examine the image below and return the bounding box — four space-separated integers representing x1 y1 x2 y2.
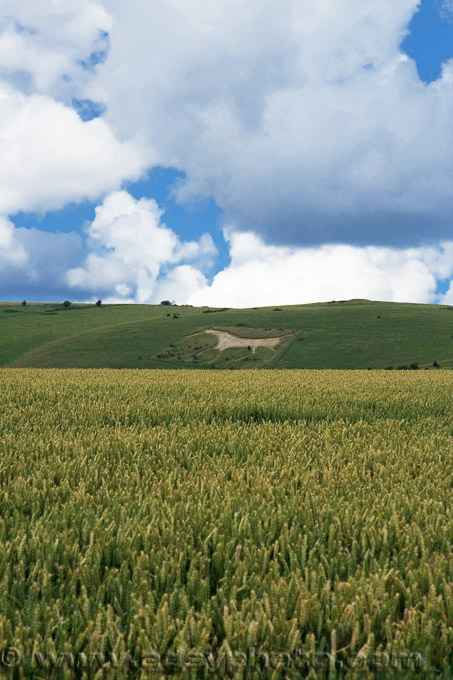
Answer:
0 369 452 678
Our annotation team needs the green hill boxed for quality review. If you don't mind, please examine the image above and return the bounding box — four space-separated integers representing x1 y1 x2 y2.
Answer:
2 299 453 369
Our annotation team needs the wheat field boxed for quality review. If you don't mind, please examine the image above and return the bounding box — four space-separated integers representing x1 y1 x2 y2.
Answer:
0 369 452 678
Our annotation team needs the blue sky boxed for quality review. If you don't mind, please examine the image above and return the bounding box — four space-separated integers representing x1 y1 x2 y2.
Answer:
1 0 452 306
402 0 453 81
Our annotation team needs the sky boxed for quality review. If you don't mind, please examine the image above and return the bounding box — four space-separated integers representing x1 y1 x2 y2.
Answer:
0 0 452 307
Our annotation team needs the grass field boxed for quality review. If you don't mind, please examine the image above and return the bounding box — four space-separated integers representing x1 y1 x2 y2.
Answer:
2 299 453 369
0 369 452 678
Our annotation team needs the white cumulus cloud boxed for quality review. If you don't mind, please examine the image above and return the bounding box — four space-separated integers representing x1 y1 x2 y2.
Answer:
67 190 216 303
0 216 27 266
0 0 452 306
0 0 111 96
88 0 453 246
0 2 150 216
186 231 453 307
0 83 147 215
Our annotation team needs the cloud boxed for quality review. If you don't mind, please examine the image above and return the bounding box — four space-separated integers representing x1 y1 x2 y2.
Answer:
67 190 216 302
0 83 147 215
0 0 111 97
149 265 209 306
0 216 27 267
0 217 84 301
0 192 215 303
439 0 453 21
88 0 453 247
0 3 149 216
186 230 453 307
2 210 453 308
1 0 451 247
0 0 451 307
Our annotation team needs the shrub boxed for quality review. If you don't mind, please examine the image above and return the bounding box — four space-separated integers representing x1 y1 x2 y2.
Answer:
62 300 72 309
95 299 102 307
202 308 229 314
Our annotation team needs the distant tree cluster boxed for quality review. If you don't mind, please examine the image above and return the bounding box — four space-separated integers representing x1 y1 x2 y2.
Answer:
61 299 102 309
386 362 442 370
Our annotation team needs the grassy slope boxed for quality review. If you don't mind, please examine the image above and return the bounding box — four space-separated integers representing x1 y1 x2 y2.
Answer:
2 299 453 369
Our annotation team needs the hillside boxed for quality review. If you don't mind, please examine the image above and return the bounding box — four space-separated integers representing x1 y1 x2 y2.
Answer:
2 299 453 369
